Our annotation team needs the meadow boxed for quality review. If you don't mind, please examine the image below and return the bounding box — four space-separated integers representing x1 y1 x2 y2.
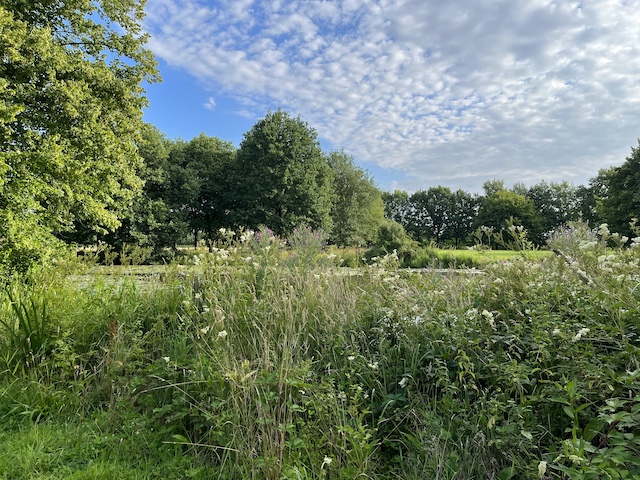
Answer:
0 225 639 479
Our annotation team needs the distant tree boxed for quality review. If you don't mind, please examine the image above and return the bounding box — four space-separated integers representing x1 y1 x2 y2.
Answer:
0 1 157 274
448 189 481 247
597 141 640 237
576 168 613 226
512 182 529 196
181 134 236 248
475 190 544 245
526 181 580 235
230 110 334 236
382 190 411 227
328 151 384 246
482 179 506 196
409 187 455 245
95 125 185 250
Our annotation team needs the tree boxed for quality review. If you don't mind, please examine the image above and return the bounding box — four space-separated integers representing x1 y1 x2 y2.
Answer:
576 168 613 227
0 2 157 274
598 141 640 237
180 134 236 248
230 110 334 236
328 150 384 246
475 190 544 245
449 189 480 247
382 190 411 227
409 187 455 245
108 125 188 251
482 179 506 196
526 181 580 235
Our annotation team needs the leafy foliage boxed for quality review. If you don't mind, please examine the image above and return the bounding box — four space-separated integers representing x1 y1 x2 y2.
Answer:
230 110 334 236
328 150 384 246
0 1 158 275
598 140 640 237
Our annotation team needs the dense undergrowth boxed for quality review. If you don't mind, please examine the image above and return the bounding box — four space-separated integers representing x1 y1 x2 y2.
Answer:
0 224 639 479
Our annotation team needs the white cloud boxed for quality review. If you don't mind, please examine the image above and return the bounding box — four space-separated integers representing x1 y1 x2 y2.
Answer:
203 96 216 110
144 0 640 192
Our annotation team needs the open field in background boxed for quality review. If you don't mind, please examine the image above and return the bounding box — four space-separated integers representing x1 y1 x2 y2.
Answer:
1 230 639 479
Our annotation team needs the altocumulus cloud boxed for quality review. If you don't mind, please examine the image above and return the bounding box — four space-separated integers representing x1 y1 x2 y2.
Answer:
144 0 640 192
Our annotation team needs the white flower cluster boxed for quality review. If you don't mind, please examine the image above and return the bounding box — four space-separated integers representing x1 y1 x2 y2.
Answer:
572 327 590 342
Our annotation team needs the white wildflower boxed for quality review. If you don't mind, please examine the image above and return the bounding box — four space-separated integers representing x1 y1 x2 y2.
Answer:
368 361 379 370
482 310 496 329
218 330 228 339
322 456 332 468
162 356 170 363
538 460 547 478
200 326 210 335
202 306 210 313
399 377 409 389
598 223 610 237
552 328 561 336
347 355 356 361
337 391 347 401
572 327 590 342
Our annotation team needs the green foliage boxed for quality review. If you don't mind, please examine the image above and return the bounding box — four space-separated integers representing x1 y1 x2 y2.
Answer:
475 189 545 245
526 180 581 235
328 150 384 246
598 140 640 237
231 109 334 236
407 186 479 246
365 219 416 263
1 223 639 478
0 1 158 274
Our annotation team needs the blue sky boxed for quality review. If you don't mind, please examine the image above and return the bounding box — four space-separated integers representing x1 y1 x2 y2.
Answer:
142 0 640 194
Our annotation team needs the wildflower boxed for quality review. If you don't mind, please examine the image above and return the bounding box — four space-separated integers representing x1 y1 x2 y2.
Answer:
327 253 337 260
552 328 561 336
202 306 210 313
347 355 356 361
482 310 496 329
194 292 202 299
368 361 379 370
218 330 228 339
322 456 332 468
572 327 590 342
538 461 547 477
399 377 409 389
337 391 347 401
162 356 170 363
200 326 210 335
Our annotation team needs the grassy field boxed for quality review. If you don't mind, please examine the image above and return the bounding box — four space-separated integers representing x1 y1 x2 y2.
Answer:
1 229 639 479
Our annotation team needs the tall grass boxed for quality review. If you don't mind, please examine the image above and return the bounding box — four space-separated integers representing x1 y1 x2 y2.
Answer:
0 224 639 479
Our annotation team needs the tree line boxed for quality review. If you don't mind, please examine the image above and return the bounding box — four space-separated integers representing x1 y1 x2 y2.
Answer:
62 110 386 254
69 109 640 256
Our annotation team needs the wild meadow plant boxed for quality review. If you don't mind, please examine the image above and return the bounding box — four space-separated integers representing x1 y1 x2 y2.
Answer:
0 223 639 478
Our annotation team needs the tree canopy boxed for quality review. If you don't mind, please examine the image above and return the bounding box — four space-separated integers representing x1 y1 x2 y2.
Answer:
230 110 334 236
598 141 640 237
0 1 157 274
328 150 384 246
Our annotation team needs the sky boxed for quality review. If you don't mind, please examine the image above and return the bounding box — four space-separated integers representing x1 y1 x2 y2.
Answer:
141 0 640 194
